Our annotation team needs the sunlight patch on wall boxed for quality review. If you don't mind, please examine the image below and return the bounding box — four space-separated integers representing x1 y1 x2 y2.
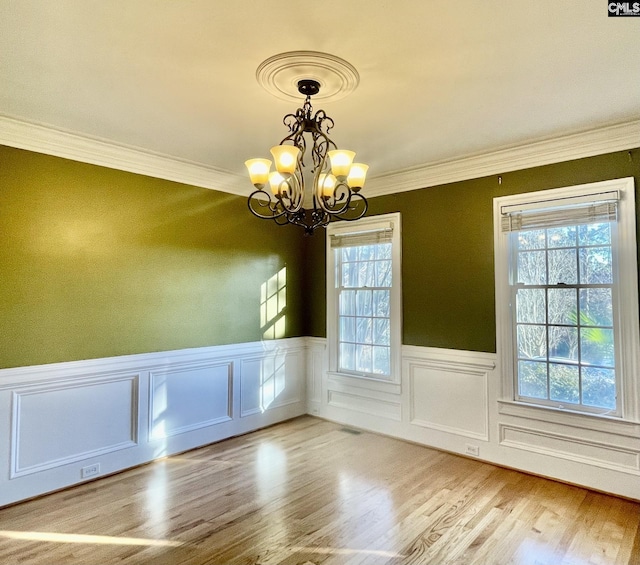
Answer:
261 351 286 411
261 267 287 340
151 376 168 441
259 267 288 411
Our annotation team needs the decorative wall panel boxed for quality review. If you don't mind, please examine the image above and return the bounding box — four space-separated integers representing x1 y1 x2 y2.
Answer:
149 363 232 440
409 362 488 441
499 424 640 474
11 375 138 477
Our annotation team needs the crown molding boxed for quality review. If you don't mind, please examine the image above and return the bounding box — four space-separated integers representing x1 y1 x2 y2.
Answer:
365 119 640 197
0 114 249 196
1 114 638 199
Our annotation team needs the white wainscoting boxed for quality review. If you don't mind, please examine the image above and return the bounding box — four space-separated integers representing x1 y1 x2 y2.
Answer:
308 339 640 501
0 338 306 507
2 338 639 506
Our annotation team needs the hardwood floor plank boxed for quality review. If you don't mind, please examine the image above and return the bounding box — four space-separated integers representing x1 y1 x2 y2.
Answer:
629 522 640 565
0 416 638 565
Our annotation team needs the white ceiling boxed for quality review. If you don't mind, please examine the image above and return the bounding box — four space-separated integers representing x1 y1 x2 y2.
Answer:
1 1 639 195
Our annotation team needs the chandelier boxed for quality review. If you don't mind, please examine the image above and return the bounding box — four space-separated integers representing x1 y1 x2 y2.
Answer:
245 79 368 235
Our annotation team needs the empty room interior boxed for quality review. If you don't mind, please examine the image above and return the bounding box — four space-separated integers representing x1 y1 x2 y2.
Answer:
0 2 639 564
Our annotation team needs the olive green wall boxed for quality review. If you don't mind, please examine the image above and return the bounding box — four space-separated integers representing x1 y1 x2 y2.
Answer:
0 146 306 369
306 148 640 353
3 145 638 368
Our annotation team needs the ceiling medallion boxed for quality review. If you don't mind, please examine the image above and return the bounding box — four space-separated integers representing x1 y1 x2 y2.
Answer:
256 51 360 103
246 53 368 235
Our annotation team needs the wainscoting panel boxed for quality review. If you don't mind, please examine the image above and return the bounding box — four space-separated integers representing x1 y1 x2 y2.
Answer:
240 358 262 417
11 375 138 478
0 338 307 507
240 349 303 418
312 340 640 500
326 372 402 421
327 389 402 421
499 424 640 474
306 338 327 417
408 361 488 441
263 350 303 410
148 363 232 440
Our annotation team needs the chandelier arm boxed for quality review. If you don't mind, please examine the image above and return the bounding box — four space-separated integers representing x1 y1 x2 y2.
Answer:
310 131 335 174
247 189 289 220
269 173 305 214
280 118 305 143
332 192 369 222
282 169 305 213
273 213 293 226
314 179 351 215
282 108 305 135
313 109 334 136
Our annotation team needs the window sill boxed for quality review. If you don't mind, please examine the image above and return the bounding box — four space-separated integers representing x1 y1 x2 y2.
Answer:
497 399 640 438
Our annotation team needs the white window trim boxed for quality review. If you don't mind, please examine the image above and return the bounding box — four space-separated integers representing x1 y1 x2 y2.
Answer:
494 177 640 422
326 212 402 383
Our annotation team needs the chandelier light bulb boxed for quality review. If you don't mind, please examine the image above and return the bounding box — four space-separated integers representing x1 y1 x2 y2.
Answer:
327 150 355 179
268 171 288 196
270 145 300 176
318 173 337 198
245 158 272 188
347 163 369 191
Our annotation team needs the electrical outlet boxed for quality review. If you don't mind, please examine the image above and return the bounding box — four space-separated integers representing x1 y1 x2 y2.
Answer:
81 463 100 479
465 444 480 457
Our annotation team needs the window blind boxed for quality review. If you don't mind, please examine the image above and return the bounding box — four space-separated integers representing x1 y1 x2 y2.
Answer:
329 224 394 248
500 190 619 232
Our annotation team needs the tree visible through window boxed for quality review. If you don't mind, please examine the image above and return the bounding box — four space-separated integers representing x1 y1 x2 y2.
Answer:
327 212 401 382
495 177 640 419
513 222 616 410
337 241 392 375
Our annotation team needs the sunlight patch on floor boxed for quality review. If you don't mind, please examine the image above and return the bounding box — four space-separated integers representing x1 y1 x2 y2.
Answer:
0 530 182 547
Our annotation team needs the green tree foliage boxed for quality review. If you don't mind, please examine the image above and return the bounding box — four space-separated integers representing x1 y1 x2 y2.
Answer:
515 223 616 410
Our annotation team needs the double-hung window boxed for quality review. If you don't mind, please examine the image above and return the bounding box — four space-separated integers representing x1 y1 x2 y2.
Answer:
494 178 639 418
327 213 402 382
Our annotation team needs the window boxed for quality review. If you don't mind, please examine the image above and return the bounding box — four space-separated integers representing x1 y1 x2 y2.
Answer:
494 178 639 418
327 213 402 381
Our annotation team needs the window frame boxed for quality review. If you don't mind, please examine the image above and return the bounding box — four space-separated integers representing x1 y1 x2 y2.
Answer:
494 178 640 421
326 212 402 383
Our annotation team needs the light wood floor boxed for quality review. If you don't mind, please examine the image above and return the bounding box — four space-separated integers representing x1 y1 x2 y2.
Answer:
0 416 638 565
